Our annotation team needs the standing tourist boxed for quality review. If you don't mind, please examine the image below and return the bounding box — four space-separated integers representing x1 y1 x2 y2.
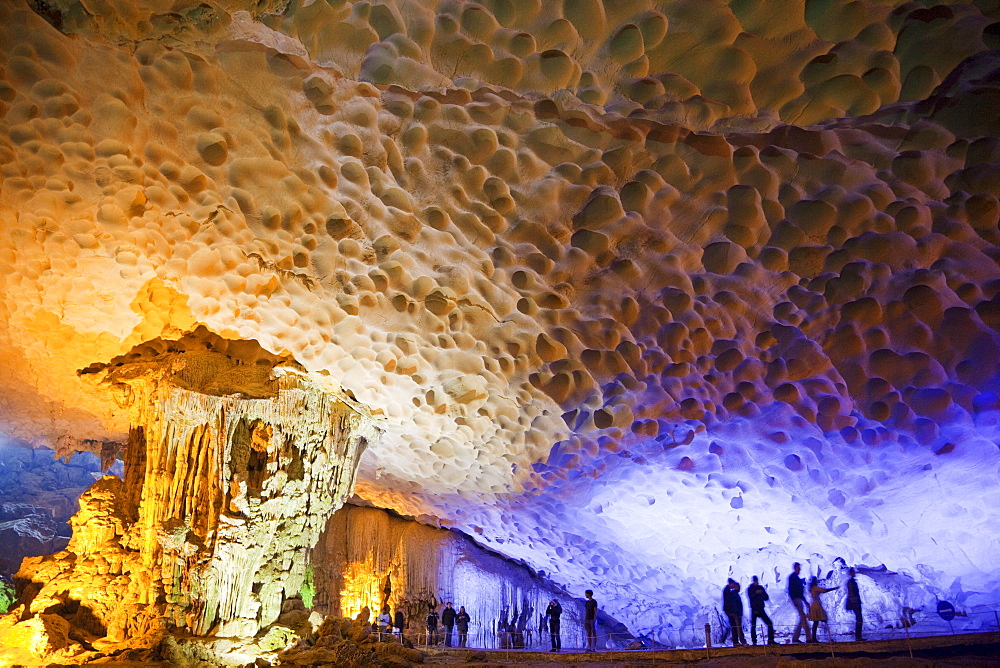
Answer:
788 562 809 643
442 601 456 647
425 606 439 646
456 605 471 647
378 606 392 640
845 568 864 641
545 599 563 652
584 590 598 652
394 608 405 642
807 577 839 642
747 575 775 645
722 579 746 646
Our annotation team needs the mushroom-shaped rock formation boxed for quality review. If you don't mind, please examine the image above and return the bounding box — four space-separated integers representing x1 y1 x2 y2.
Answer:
16 330 375 645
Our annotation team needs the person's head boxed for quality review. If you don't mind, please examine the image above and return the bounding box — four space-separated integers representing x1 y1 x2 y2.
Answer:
585 589 593 599
752 575 759 584
459 606 466 612
727 578 736 587
809 576 818 587
383 606 389 614
849 568 856 577
551 599 557 605
793 562 801 573
446 602 453 608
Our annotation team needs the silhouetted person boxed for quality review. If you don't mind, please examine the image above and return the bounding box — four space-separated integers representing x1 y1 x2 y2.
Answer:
845 568 863 641
545 599 562 651
807 576 838 642
722 578 746 646
394 609 405 641
456 605 471 647
584 590 598 652
788 562 809 643
442 601 456 647
425 607 439 645
747 575 775 645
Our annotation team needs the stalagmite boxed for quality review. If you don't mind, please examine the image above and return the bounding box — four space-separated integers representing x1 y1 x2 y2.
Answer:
14 331 377 646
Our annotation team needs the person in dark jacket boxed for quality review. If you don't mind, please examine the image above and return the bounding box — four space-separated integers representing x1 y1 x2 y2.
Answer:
584 590 598 652
845 568 864 641
425 607 439 646
442 602 456 647
394 609 405 641
722 579 746 646
788 562 809 643
545 599 563 651
456 605 471 647
746 575 775 645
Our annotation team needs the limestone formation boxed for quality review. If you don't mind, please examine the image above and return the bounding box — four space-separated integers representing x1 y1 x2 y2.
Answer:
314 504 591 647
12 331 376 653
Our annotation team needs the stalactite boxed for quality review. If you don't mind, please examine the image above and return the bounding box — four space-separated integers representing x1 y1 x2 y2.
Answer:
313 505 590 648
14 336 379 646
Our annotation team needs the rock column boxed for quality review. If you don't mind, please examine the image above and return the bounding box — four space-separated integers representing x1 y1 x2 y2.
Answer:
15 343 375 643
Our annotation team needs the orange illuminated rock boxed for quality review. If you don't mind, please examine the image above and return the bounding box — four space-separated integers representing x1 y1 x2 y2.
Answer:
14 332 376 650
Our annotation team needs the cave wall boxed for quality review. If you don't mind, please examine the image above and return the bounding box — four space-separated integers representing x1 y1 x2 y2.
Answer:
0 0 999 655
314 503 600 649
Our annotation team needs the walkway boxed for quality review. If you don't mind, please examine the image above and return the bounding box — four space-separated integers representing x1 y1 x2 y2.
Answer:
421 631 1000 665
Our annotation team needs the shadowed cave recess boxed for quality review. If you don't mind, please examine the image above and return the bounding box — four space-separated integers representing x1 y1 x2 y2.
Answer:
1 0 1000 663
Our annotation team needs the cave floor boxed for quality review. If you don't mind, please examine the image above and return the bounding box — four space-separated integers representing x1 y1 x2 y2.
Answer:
421 631 1000 666
62 631 1000 665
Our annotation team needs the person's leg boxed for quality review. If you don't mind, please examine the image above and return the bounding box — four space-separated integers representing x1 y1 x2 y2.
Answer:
793 599 808 641
750 612 759 645
445 625 452 647
810 620 818 642
761 611 775 644
854 608 863 640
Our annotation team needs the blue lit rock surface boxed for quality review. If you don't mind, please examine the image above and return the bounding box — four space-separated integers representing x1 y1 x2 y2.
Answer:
314 503 608 648
0 443 117 578
0 0 999 659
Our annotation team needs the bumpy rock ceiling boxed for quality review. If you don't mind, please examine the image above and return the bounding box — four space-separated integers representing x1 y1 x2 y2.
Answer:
2 0 1000 638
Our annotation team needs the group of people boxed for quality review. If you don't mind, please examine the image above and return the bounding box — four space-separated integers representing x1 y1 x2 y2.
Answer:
723 563 864 646
424 601 472 647
381 565 862 654
541 589 598 653
376 606 406 641
418 591 598 654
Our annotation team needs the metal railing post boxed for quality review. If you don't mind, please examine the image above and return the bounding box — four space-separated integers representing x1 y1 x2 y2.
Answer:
705 622 712 659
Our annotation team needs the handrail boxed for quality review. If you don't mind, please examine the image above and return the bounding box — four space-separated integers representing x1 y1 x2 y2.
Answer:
400 608 1000 651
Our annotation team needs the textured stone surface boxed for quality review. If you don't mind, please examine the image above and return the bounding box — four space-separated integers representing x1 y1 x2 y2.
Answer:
11 333 376 658
1 0 1000 656
314 503 597 647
